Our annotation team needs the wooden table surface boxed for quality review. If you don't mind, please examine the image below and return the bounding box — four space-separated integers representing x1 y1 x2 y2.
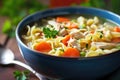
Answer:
0 17 39 80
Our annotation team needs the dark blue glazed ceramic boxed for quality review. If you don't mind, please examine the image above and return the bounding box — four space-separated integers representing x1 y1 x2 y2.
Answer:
16 7 120 80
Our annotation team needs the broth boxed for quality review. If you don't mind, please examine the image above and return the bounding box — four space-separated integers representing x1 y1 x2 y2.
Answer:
22 15 120 58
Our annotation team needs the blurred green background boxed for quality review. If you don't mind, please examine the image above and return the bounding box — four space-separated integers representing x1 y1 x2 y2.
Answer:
0 0 120 37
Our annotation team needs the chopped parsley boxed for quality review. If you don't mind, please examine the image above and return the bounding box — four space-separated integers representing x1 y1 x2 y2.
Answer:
13 70 30 80
86 43 89 48
59 48 64 52
43 27 58 38
97 31 103 38
54 48 57 51
100 34 103 38
90 36 93 40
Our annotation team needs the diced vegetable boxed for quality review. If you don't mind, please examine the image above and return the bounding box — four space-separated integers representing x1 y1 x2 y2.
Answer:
90 30 95 34
35 41 52 52
80 52 86 57
56 17 70 23
62 47 80 58
116 45 120 50
66 22 78 29
114 27 120 32
62 35 71 46
111 37 120 43
79 24 86 29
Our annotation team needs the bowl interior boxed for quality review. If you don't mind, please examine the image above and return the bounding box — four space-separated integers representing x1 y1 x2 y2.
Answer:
16 7 120 59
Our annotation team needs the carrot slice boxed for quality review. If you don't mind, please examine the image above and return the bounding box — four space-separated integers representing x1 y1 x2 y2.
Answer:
35 41 52 52
90 30 95 34
56 17 70 23
111 37 120 43
114 27 120 32
62 35 71 46
62 47 80 58
66 22 78 29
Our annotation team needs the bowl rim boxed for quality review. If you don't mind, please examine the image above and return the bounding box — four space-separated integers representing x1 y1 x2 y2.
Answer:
16 6 120 60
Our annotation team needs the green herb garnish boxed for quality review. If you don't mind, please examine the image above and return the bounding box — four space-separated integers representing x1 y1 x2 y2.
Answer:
13 70 30 80
90 36 93 40
116 45 120 50
71 19 77 23
54 48 57 51
86 43 89 48
100 34 103 38
79 24 86 29
80 52 86 57
64 27 68 29
43 27 58 38
97 31 103 38
59 48 64 52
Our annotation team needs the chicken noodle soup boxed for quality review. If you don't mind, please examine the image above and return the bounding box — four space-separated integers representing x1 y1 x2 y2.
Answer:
22 16 120 58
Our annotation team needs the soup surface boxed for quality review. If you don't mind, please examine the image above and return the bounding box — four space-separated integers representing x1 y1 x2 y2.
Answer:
22 15 120 58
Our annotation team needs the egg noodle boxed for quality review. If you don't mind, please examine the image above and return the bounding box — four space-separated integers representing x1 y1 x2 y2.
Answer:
22 16 120 58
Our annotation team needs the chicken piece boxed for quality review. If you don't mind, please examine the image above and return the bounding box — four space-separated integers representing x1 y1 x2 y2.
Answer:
77 16 86 25
68 38 81 50
59 28 68 36
104 30 112 41
70 29 84 39
83 31 89 36
48 20 61 31
93 16 99 24
91 42 117 49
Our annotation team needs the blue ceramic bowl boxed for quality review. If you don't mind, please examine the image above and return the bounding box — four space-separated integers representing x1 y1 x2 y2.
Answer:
16 7 120 80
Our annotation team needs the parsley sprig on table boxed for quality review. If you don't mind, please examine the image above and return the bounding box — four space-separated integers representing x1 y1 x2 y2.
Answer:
13 70 30 80
43 27 58 38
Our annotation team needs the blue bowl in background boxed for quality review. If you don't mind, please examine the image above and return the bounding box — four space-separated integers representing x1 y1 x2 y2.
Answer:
16 7 120 80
